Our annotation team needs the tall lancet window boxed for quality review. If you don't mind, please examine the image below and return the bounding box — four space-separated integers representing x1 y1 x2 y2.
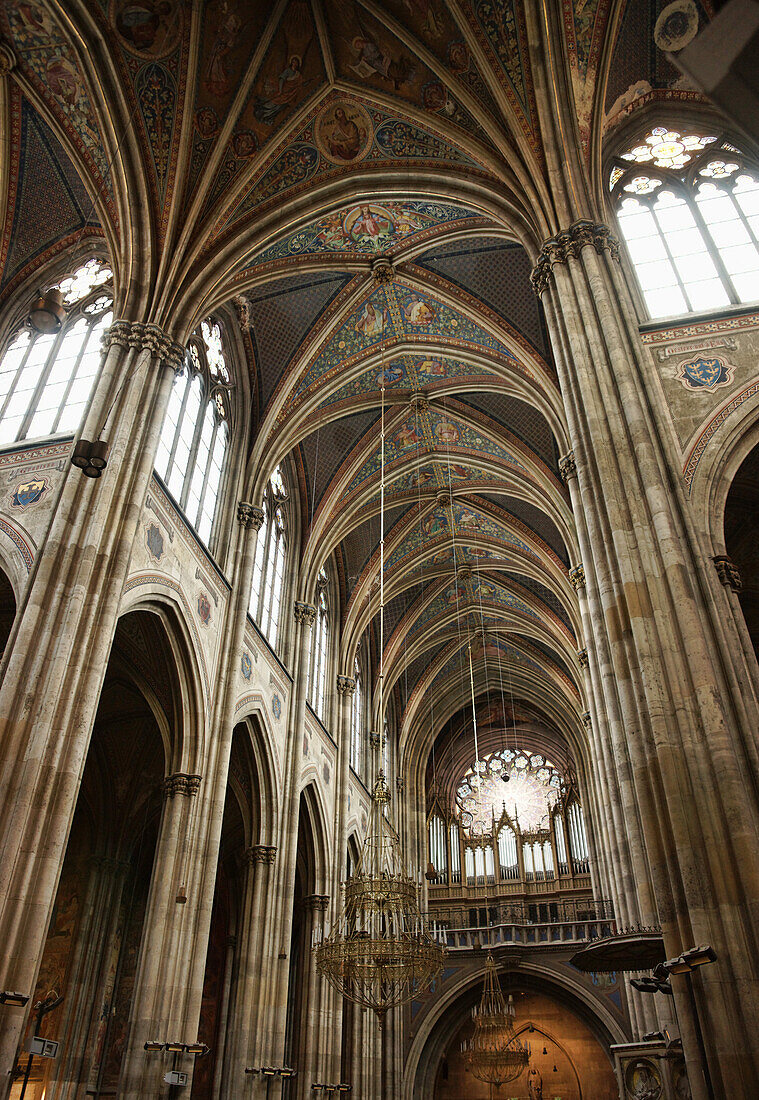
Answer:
610 126 759 318
0 258 112 446
155 318 231 545
249 466 288 648
350 655 363 776
309 570 329 720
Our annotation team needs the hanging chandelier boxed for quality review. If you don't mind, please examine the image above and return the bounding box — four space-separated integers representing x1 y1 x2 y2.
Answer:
462 955 530 1088
314 308 443 1025
315 771 444 1025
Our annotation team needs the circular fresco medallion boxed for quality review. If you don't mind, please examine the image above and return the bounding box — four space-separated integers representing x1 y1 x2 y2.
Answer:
625 1059 662 1100
315 100 373 166
111 0 182 59
653 0 699 53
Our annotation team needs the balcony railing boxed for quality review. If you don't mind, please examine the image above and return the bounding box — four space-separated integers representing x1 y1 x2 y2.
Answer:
425 899 615 952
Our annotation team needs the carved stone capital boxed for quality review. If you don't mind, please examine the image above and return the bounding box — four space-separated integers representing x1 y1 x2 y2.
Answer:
396 775 404 793
372 255 394 284
558 451 577 482
237 502 265 530
569 564 586 591
582 711 592 728
337 674 356 696
531 222 620 296
104 320 186 372
304 893 330 913
248 844 277 865
294 600 317 626
369 729 382 750
232 295 250 331
577 648 589 669
162 772 202 798
713 555 742 593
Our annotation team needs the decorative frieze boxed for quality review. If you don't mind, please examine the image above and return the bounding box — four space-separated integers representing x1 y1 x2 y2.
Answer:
713 555 742 593
569 564 586 591
531 222 620 296
294 601 317 626
237 502 265 530
558 451 577 483
248 845 277 865
162 772 202 798
336 674 356 696
104 320 185 371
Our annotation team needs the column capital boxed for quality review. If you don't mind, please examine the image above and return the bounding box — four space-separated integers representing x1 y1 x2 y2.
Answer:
713 555 742 593
294 601 317 626
162 772 202 798
336 674 356 696
304 893 330 912
104 320 186 371
558 450 577 482
396 775 404 793
248 844 277 865
569 564 586 591
582 711 592 728
237 502 265 530
577 648 589 669
530 221 620 296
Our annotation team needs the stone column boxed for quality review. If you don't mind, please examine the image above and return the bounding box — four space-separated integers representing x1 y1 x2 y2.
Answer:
533 221 759 1097
262 602 316 1067
321 674 356 1082
117 772 203 1098
0 322 184 1096
221 844 277 1098
300 894 330 1097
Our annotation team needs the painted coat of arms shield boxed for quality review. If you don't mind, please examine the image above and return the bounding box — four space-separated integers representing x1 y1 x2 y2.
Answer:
11 478 48 508
677 355 733 392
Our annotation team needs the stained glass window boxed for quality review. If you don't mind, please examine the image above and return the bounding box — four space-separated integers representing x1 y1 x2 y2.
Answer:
610 127 759 318
155 317 232 545
455 748 563 835
249 466 288 649
0 260 112 447
309 573 329 720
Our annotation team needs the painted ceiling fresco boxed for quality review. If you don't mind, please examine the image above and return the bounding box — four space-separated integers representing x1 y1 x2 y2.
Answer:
0 0 707 760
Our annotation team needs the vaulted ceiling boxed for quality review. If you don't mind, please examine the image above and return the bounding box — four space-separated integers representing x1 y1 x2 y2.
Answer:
0 0 720 781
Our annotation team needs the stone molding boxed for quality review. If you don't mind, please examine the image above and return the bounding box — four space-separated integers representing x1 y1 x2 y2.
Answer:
248 844 277 865
577 648 589 668
162 772 202 798
294 600 317 626
105 320 186 371
531 221 620 296
713 555 742 593
569 564 586 591
558 451 577 482
237 502 265 530
337 674 356 696
0 40 17 73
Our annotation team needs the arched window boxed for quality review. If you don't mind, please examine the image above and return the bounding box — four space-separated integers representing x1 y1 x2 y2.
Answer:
249 466 288 648
610 126 759 318
0 258 112 446
308 571 329 720
350 655 363 775
155 318 231 545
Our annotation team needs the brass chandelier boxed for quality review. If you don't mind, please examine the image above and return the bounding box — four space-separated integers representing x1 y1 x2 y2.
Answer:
462 955 530 1088
315 770 444 1025
315 315 443 1024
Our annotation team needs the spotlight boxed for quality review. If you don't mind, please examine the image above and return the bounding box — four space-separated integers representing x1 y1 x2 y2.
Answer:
664 945 718 974
144 1040 164 1052
0 991 29 1007
261 1067 278 1076
184 1042 209 1056
279 1067 296 1078
164 1041 185 1054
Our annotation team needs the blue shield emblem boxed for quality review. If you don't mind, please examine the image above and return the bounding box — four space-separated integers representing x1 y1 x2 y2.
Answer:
146 523 164 561
241 652 252 680
679 355 731 392
11 478 47 508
